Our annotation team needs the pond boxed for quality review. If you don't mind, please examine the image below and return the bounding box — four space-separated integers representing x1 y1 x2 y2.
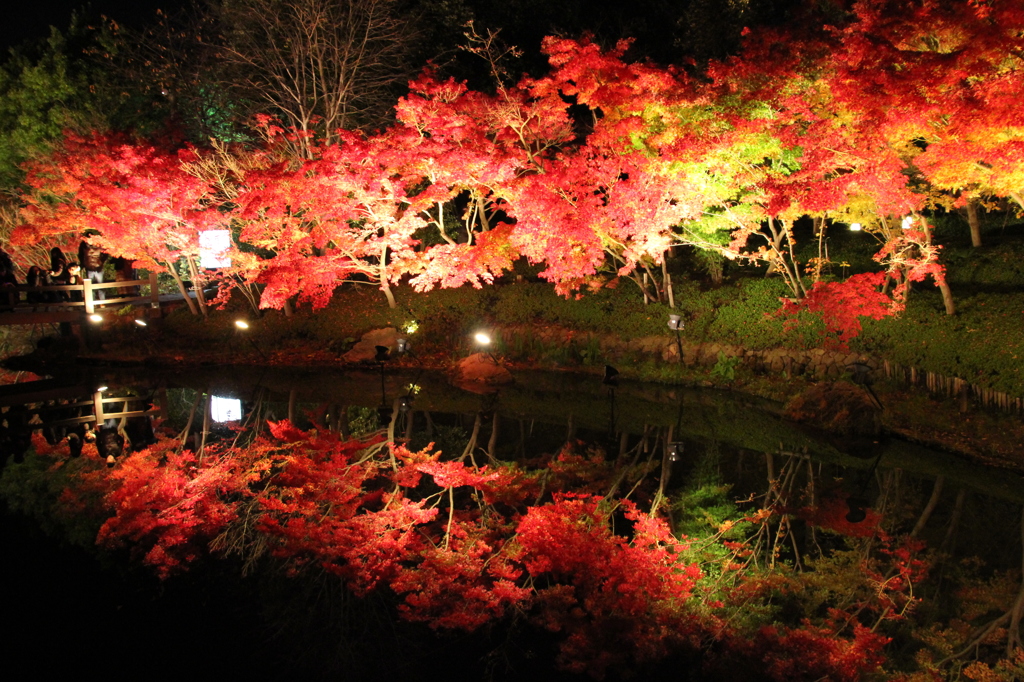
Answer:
1 363 1022 680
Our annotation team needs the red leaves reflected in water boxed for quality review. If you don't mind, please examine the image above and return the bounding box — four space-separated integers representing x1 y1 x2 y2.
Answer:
797 490 884 539
96 437 251 579
516 495 703 677
49 421 903 679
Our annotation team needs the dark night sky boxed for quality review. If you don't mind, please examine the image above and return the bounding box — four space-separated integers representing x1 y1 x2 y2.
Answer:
1 0 189 53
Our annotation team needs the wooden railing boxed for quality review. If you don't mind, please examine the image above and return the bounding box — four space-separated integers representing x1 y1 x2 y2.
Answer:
0 272 162 324
36 392 162 428
0 378 165 429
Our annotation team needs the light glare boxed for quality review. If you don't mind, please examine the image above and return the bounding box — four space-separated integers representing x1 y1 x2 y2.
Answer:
849 222 862 231
474 332 491 346
235 319 250 329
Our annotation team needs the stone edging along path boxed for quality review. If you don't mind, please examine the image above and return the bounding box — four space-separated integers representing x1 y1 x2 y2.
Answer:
500 324 876 379
498 324 1024 416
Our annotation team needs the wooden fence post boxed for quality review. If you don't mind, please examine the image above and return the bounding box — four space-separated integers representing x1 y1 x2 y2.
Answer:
93 391 104 424
83 279 94 314
149 272 160 315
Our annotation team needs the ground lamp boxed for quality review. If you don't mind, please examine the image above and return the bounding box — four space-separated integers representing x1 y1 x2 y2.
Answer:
473 331 498 362
668 314 684 361
82 312 105 352
234 319 267 359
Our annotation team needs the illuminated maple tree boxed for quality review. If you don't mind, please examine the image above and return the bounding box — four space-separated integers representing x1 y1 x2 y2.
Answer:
14 133 223 314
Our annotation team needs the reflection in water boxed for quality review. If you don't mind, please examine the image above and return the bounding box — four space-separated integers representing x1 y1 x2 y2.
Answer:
0 367 1023 680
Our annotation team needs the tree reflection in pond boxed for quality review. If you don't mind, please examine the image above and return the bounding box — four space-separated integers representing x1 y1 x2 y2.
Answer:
1 373 1023 680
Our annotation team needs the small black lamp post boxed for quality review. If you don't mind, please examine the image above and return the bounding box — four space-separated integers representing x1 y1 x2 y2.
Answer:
668 314 684 362
603 365 619 437
235 319 268 359
667 441 682 462
375 345 393 426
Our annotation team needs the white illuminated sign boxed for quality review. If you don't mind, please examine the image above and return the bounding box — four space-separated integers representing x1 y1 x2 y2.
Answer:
211 396 242 422
199 230 232 268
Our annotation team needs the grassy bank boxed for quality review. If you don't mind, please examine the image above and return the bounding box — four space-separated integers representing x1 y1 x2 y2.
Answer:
104 256 1023 398
11 218 1013 467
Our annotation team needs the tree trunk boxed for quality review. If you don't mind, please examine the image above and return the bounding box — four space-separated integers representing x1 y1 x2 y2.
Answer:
1010 192 1024 212
164 261 199 316
911 476 944 538
938 279 956 316
339 405 350 440
199 393 211 460
922 222 956 315
940 488 966 553
966 197 983 248
487 412 499 461
663 260 675 309
186 257 209 318
380 245 397 309
461 412 482 463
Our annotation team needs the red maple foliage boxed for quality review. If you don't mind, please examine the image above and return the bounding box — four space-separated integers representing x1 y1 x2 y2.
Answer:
39 421 908 679
780 272 895 350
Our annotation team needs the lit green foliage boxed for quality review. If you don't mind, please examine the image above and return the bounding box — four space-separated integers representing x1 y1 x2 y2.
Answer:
0 19 167 189
711 351 741 382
